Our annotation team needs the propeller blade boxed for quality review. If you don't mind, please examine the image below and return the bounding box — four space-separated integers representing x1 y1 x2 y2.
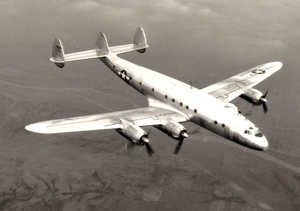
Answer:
140 136 154 156
174 136 184 155
126 141 136 150
146 128 152 136
263 102 268 114
174 138 184 155
261 87 269 114
263 87 269 98
144 142 155 156
174 131 188 155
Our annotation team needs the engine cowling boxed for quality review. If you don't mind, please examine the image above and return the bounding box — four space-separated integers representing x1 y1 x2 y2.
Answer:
240 87 269 113
243 88 263 102
116 119 155 156
156 120 188 154
116 119 147 145
240 87 265 105
155 120 186 139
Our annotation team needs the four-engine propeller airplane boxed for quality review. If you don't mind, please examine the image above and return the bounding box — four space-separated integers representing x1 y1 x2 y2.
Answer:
25 27 282 156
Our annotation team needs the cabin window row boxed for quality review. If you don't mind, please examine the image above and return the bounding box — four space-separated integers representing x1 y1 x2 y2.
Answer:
214 120 226 128
139 82 198 113
113 66 198 114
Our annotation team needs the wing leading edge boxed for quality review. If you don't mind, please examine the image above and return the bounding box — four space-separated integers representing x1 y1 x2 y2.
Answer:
25 107 188 134
201 62 282 102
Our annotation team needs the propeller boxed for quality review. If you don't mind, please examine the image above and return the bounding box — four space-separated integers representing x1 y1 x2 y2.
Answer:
244 88 269 116
260 88 269 114
140 136 155 156
126 141 136 150
174 131 188 155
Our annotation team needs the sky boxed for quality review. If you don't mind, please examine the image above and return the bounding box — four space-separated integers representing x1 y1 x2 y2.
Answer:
2 0 299 80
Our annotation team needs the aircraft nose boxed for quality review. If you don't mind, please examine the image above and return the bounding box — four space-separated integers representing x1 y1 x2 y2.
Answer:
259 136 269 151
250 134 269 151
239 130 269 151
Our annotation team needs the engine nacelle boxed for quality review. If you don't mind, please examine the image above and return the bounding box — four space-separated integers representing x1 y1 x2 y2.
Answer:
240 87 264 105
116 119 147 145
155 120 186 139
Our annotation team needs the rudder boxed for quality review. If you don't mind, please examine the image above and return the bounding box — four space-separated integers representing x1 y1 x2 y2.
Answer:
50 38 65 68
96 32 110 53
133 27 147 53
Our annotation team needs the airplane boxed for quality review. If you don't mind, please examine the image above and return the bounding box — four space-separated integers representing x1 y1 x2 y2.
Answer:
25 27 283 156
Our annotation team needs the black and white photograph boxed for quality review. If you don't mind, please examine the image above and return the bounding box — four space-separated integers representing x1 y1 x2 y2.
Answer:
0 1 300 210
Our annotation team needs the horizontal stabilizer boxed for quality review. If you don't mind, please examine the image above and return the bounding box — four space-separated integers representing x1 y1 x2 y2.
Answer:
49 27 149 68
110 27 148 54
49 42 109 68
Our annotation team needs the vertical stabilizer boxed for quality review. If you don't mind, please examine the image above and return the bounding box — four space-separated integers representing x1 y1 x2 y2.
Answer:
51 38 65 68
133 27 147 53
96 32 110 53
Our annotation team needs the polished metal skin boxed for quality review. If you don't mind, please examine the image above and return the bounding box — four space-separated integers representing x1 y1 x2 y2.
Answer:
26 27 282 154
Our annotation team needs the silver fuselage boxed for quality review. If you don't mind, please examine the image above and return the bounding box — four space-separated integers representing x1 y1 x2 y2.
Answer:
100 54 268 150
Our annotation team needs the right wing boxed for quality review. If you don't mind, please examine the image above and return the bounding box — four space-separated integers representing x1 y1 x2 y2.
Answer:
200 62 282 102
25 107 188 134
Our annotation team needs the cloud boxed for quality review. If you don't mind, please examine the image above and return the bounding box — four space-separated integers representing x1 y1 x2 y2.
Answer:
72 0 101 10
68 0 137 20
68 0 216 21
157 0 190 14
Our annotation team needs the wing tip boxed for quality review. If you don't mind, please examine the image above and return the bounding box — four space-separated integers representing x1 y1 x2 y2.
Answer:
25 123 48 134
273 61 283 70
266 61 282 70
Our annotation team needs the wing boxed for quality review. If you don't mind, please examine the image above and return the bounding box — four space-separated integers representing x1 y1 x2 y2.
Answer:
25 107 188 134
200 61 282 102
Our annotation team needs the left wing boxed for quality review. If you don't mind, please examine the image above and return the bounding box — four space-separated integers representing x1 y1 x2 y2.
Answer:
25 107 188 134
200 61 282 102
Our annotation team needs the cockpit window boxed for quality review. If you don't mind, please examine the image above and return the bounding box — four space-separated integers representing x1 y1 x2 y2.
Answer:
254 131 263 137
244 130 252 135
244 127 263 137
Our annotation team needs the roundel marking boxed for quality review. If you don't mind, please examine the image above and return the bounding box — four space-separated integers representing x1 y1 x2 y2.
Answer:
252 69 265 74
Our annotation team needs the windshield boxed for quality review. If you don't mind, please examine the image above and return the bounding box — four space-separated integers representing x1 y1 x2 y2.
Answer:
244 127 263 138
